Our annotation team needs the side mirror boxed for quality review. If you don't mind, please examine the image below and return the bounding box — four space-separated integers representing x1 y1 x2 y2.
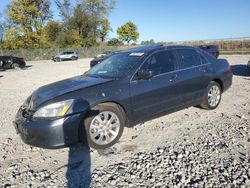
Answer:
137 69 153 80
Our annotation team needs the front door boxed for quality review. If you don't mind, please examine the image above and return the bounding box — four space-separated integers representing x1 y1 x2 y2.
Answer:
130 50 182 122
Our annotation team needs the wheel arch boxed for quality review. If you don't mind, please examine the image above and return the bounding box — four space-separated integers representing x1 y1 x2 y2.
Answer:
98 101 128 119
78 100 130 144
80 100 127 148
11 62 20 69
211 78 224 92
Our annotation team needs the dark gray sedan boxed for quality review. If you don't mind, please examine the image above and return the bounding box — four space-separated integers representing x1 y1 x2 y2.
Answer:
14 45 232 149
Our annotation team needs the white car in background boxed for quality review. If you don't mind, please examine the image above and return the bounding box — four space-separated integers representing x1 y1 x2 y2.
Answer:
52 51 78 62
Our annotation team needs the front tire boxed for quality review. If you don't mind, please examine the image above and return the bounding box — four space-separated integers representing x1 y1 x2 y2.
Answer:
200 81 222 110
83 103 125 149
55 57 61 62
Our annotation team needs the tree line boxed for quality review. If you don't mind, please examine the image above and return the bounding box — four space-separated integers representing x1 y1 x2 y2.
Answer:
0 0 139 50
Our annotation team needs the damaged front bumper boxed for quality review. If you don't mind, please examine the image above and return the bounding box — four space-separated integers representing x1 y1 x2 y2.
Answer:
13 107 84 149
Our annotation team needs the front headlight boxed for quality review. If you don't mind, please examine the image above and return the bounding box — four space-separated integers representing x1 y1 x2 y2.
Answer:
33 99 74 118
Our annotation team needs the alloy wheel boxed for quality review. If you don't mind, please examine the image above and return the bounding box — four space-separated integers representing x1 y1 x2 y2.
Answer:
89 111 120 146
208 85 221 107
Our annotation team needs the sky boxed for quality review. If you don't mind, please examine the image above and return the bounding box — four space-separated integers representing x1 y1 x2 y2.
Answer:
1 0 250 42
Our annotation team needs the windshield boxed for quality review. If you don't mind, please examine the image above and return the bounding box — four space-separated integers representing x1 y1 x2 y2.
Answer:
85 52 143 79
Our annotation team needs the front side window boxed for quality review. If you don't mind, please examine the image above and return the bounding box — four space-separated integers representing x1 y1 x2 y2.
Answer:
140 50 176 76
85 52 142 79
176 49 201 69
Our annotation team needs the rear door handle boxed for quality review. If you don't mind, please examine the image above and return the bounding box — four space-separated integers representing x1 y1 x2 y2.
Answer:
199 67 208 73
169 74 177 82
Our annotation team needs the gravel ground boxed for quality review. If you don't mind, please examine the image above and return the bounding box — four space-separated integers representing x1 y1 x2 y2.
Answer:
0 55 249 187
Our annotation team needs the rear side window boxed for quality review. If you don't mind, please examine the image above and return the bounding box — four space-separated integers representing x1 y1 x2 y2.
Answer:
176 49 201 69
199 54 208 64
141 50 176 76
202 50 216 62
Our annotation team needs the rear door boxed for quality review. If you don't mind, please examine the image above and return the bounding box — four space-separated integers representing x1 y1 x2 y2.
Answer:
65 52 72 59
174 49 212 104
130 50 182 122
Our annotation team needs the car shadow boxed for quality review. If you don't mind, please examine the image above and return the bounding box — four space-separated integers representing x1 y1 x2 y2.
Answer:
22 65 32 70
66 144 91 188
65 101 94 188
231 64 249 76
0 75 3 78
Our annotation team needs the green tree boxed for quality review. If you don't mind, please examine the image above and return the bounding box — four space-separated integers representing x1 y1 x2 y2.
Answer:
117 21 139 44
2 29 24 49
67 4 89 38
55 0 72 20
141 39 155 45
5 0 51 49
55 0 115 47
107 38 122 46
44 21 62 42
7 0 51 32
99 19 111 42
79 0 115 41
56 30 84 48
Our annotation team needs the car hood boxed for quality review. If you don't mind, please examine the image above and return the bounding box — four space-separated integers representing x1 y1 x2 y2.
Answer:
30 75 112 109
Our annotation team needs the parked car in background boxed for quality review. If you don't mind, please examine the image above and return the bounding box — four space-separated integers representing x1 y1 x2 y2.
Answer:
52 51 78 62
247 60 250 74
198 45 219 58
90 51 116 68
14 45 232 150
0 56 26 70
95 51 113 58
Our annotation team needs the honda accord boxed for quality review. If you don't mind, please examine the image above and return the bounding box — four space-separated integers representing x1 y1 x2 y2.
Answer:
14 45 232 149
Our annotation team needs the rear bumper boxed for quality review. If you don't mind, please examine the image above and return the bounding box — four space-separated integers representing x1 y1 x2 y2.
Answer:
247 63 250 73
14 110 83 149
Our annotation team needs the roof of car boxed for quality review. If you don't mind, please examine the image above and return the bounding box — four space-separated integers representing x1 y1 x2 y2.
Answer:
0 56 12 59
124 44 198 54
62 51 77 53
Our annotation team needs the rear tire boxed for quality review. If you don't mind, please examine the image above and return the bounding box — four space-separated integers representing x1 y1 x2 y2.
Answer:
11 63 20 69
83 103 125 149
200 81 222 110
